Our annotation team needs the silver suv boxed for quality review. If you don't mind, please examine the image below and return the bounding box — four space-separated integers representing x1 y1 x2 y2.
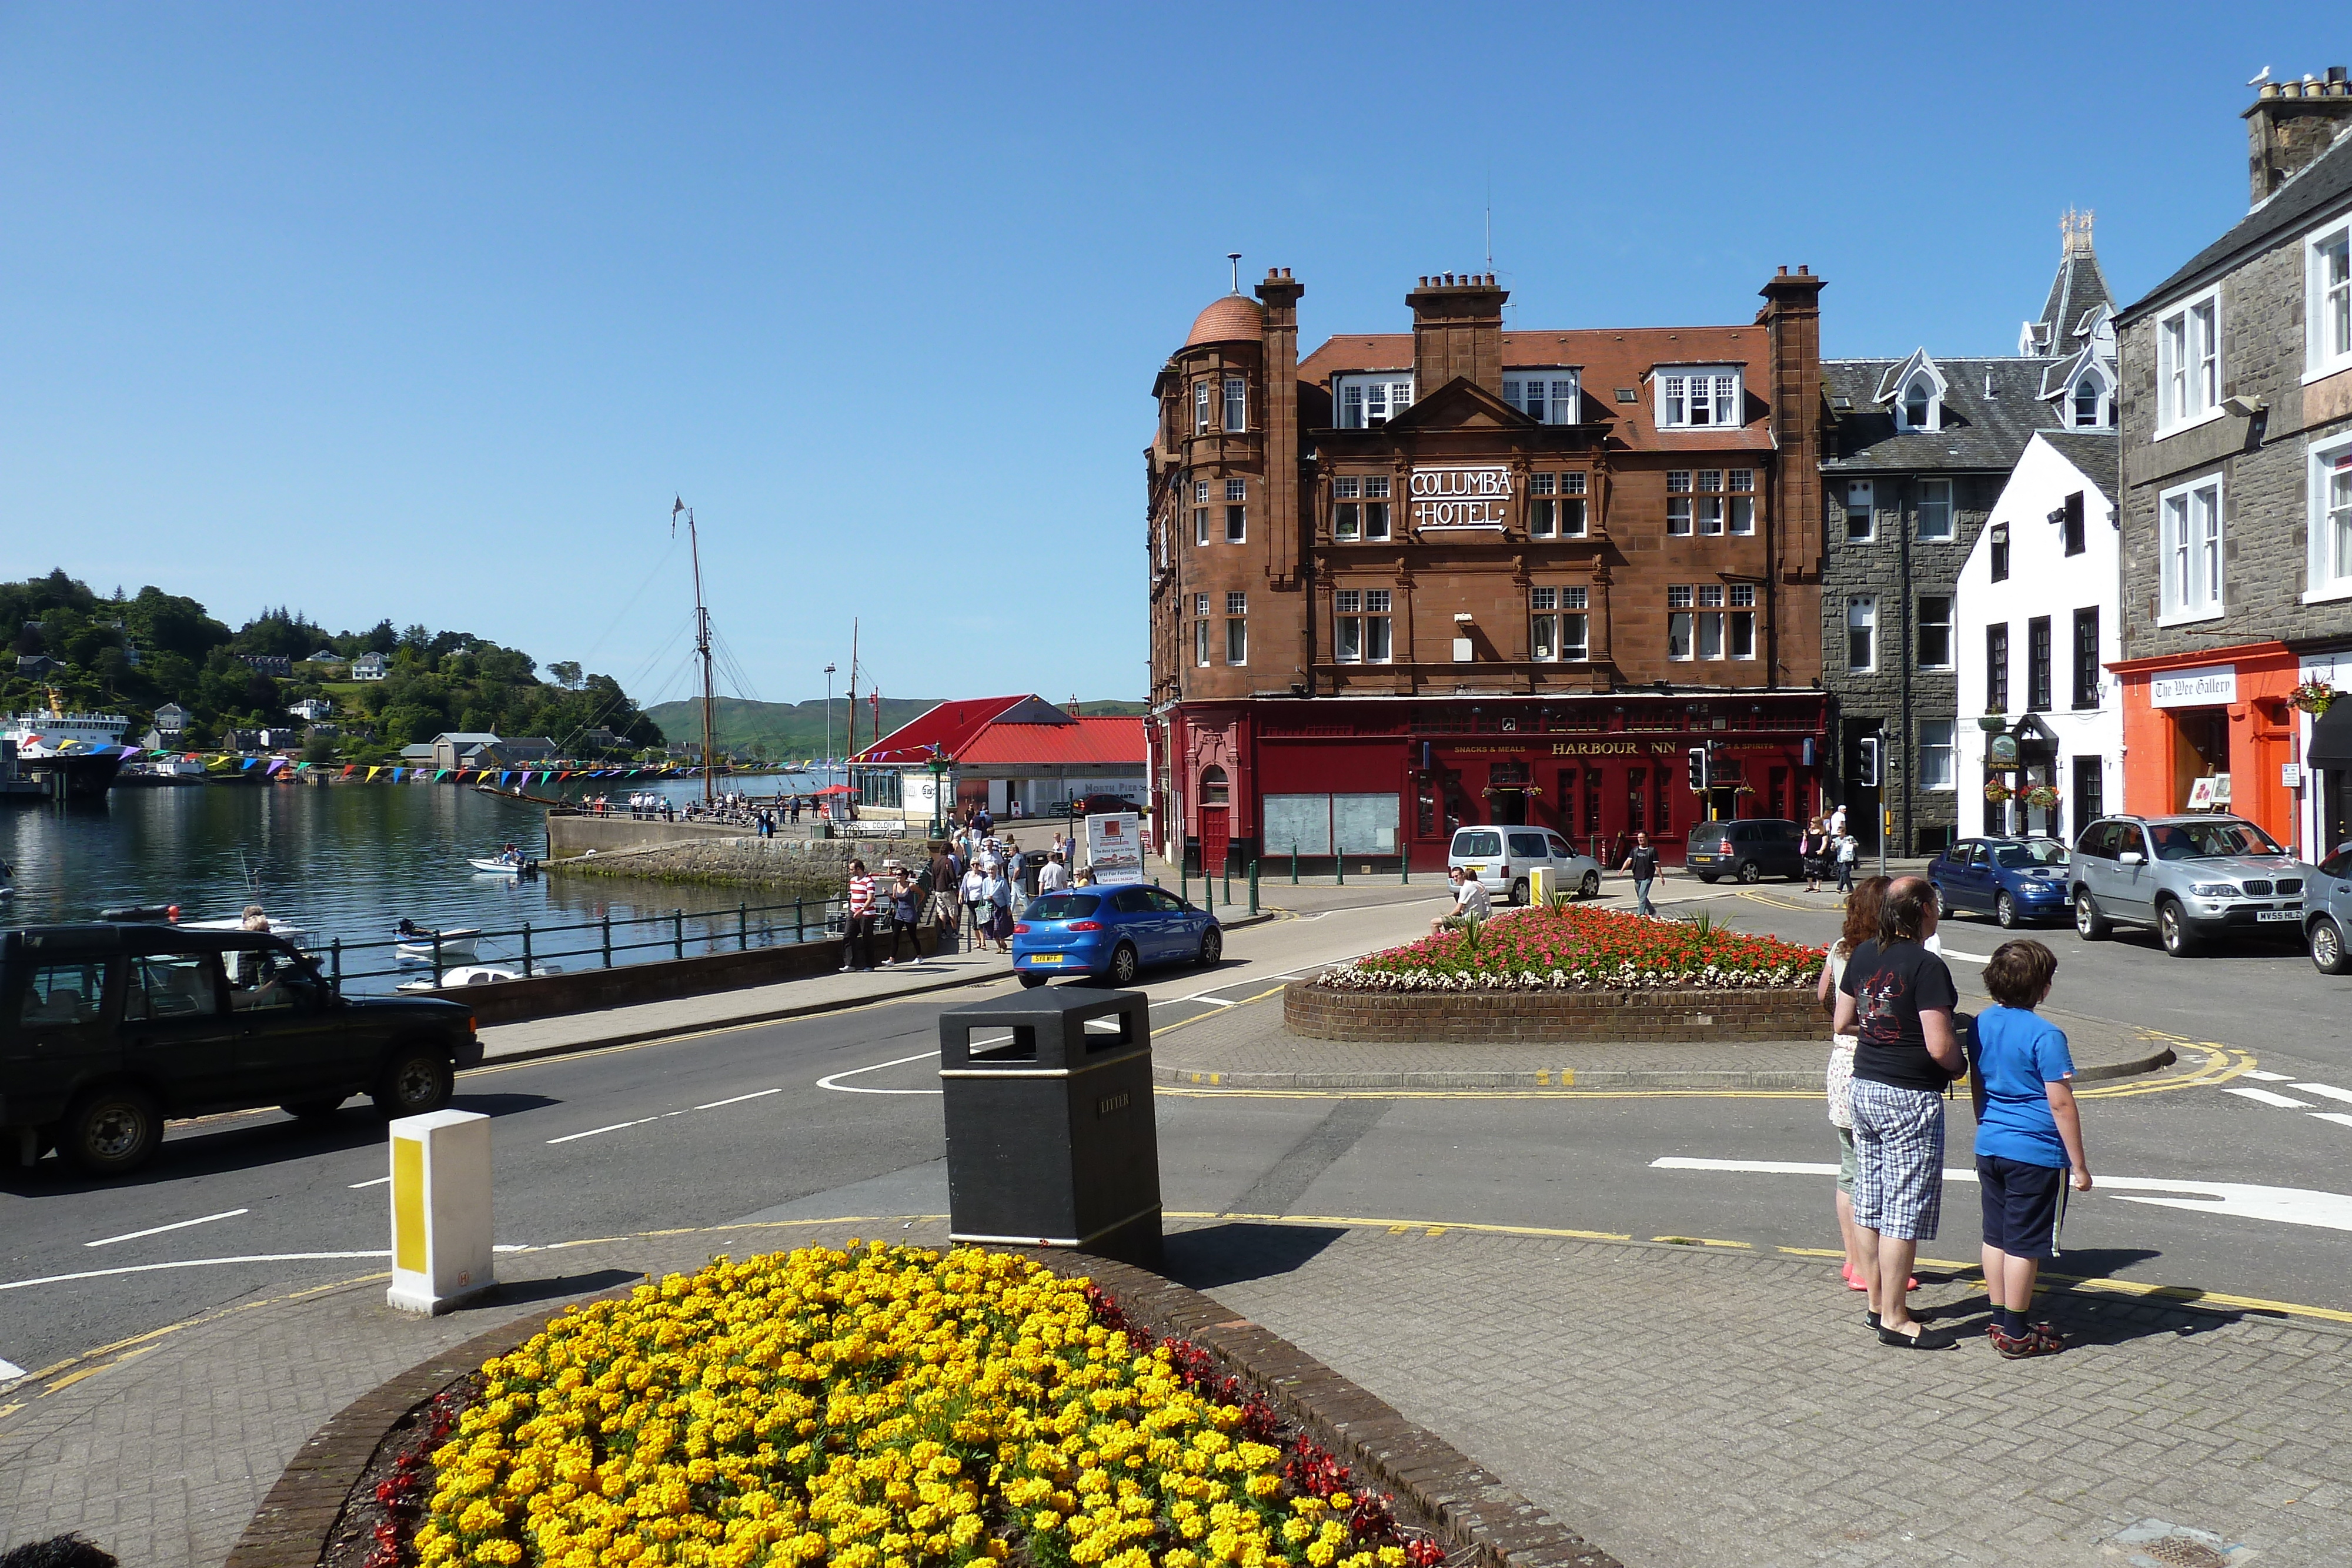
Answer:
2069 814 2310 957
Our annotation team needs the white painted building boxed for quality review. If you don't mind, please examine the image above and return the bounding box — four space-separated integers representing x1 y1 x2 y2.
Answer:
1954 430 2122 844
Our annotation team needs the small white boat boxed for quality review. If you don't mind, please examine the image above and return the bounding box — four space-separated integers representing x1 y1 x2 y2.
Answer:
467 857 527 875
395 927 483 963
395 962 561 993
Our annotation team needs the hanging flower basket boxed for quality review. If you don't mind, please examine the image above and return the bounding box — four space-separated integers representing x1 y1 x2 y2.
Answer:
1976 714 2010 732
2024 785 2060 810
2290 680 2337 715
1983 780 2013 804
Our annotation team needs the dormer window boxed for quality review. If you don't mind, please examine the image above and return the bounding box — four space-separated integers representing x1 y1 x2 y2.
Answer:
1502 370 1581 424
1656 366 1741 429
1335 374 1415 429
2072 370 2109 428
1902 379 1934 430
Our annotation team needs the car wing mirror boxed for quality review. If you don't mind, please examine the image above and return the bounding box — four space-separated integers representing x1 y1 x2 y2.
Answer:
2118 851 2145 866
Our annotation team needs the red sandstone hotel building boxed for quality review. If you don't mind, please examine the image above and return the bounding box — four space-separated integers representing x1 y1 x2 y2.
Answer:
1145 266 1830 872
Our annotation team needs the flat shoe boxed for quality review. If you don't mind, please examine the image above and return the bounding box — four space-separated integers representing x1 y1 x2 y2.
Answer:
1863 1310 1881 1329
1840 1263 1870 1292
1876 1323 1937 1349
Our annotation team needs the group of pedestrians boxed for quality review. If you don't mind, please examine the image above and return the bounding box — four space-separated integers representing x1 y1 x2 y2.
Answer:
1800 805 1860 894
1820 873 2093 1356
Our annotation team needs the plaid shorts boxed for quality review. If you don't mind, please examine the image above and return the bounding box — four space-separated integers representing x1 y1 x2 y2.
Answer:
1847 1078 1946 1241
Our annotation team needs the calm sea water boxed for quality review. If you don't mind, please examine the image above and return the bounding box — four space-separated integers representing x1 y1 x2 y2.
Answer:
1 769 847 991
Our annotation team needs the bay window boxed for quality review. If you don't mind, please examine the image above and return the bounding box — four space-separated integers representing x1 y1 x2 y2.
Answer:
1502 370 1582 424
1657 366 1742 429
1335 375 1414 429
1222 376 1247 433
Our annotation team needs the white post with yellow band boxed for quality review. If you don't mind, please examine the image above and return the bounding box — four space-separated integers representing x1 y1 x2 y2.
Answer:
386 1109 495 1316
1529 866 1554 906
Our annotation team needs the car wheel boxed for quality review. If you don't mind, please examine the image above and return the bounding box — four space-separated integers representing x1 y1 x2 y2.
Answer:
1510 878 1531 907
1579 870 1601 898
1197 927 1223 967
2310 916 2350 976
1737 861 1762 885
2156 899 2199 958
1018 972 1050 989
373 1044 455 1118
2073 890 2109 940
1106 942 1140 987
1995 892 2019 930
61 1085 163 1177
282 1098 346 1121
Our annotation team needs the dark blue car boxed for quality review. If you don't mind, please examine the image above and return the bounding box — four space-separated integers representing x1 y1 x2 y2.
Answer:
1011 885 1221 987
1927 837 2072 928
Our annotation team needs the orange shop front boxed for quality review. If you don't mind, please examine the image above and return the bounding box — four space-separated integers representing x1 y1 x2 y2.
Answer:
2113 644 2305 853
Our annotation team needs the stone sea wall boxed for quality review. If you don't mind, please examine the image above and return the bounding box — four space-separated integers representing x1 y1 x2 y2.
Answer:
543 834 941 895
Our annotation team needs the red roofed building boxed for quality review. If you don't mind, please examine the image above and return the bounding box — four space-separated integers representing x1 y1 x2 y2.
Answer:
1144 267 1833 875
853 696 1147 824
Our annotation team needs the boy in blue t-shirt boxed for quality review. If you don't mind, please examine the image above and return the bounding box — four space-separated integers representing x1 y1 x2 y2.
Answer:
1967 938 2093 1359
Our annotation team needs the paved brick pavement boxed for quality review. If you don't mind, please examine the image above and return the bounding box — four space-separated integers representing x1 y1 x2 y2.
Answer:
6 1215 2340 1568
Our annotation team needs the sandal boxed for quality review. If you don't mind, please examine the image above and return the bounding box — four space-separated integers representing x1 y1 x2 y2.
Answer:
1989 1325 2058 1359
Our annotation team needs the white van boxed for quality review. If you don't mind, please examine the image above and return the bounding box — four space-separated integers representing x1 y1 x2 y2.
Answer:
1447 827 1603 906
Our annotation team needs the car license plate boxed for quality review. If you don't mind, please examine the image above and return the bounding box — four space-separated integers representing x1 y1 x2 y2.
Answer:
1031 952 1064 964
2257 910 2300 922
1463 865 1484 876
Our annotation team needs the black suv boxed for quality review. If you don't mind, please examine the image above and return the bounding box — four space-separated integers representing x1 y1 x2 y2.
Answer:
1685 818 1803 883
3 924 482 1176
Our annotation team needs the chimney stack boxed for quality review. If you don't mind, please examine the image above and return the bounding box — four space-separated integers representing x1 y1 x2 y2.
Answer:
1405 273 1508 397
2244 68 2352 206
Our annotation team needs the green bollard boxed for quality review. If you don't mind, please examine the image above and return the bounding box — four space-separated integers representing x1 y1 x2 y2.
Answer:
1180 862 1188 905
1249 860 1259 915
1291 844 1299 884
1335 850 1344 885
1401 854 1411 884
1223 861 1231 905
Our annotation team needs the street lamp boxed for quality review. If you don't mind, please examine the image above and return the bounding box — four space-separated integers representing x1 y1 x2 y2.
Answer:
927 745 950 841
823 664 837 780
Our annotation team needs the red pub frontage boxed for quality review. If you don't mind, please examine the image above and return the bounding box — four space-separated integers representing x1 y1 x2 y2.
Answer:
1144 264 1833 874
1162 693 1828 873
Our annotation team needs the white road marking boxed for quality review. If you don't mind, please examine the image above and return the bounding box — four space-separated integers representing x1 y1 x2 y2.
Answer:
1184 995 1238 1007
348 1176 390 1189
2314 1113 2352 1131
85 1209 249 1249
2225 1086 2317 1109
2 1251 393 1292
2243 1070 2295 1082
818 1049 943 1096
695 1087 785 1111
1941 949 1992 964
547 1116 664 1144
1650 1157 2352 1233
0 1356 24 1380
2291 1082 2352 1105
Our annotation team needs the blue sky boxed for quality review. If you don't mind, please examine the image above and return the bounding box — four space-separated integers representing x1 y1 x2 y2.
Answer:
5 2 2345 708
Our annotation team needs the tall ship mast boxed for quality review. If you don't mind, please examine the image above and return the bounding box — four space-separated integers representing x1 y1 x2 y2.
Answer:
675 498 717 805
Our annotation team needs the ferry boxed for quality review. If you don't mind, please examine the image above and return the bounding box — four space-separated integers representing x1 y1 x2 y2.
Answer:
2 696 131 800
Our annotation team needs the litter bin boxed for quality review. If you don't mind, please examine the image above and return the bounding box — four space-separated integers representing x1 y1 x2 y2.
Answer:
937 986 1160 1265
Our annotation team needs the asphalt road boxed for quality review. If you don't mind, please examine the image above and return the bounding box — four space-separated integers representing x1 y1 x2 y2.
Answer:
6 874 2348 1385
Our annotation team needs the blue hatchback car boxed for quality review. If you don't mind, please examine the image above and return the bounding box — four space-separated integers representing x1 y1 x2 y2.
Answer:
1012 885 1222 987
1927 836 2072 928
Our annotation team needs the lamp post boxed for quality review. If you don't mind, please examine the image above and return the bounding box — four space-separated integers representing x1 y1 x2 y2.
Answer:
928 748 949 841
823 663 837 783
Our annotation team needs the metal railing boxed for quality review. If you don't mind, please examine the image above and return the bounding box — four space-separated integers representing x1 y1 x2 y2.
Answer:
301 895 858 995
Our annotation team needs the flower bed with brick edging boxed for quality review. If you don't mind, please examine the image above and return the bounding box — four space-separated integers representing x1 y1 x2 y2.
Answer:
1321 906 1824 994
232 1243 1620 1568
1284 979 1823 1043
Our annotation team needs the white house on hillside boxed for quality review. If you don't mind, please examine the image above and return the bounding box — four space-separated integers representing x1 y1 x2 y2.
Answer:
1956 430 2122 844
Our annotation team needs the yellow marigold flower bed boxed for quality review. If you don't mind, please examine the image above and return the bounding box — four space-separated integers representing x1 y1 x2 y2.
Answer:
416 1242 1421 1568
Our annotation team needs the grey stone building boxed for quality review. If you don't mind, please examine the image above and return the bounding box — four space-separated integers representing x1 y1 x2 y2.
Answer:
1819 222 2117 853
2110 69 2352 859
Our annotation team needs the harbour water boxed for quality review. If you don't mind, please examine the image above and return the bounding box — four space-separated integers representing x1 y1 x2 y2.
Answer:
1 770 849 988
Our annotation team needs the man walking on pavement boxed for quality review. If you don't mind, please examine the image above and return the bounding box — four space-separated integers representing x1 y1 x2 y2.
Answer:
1037 849 1070 894
1619 832 1661 918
